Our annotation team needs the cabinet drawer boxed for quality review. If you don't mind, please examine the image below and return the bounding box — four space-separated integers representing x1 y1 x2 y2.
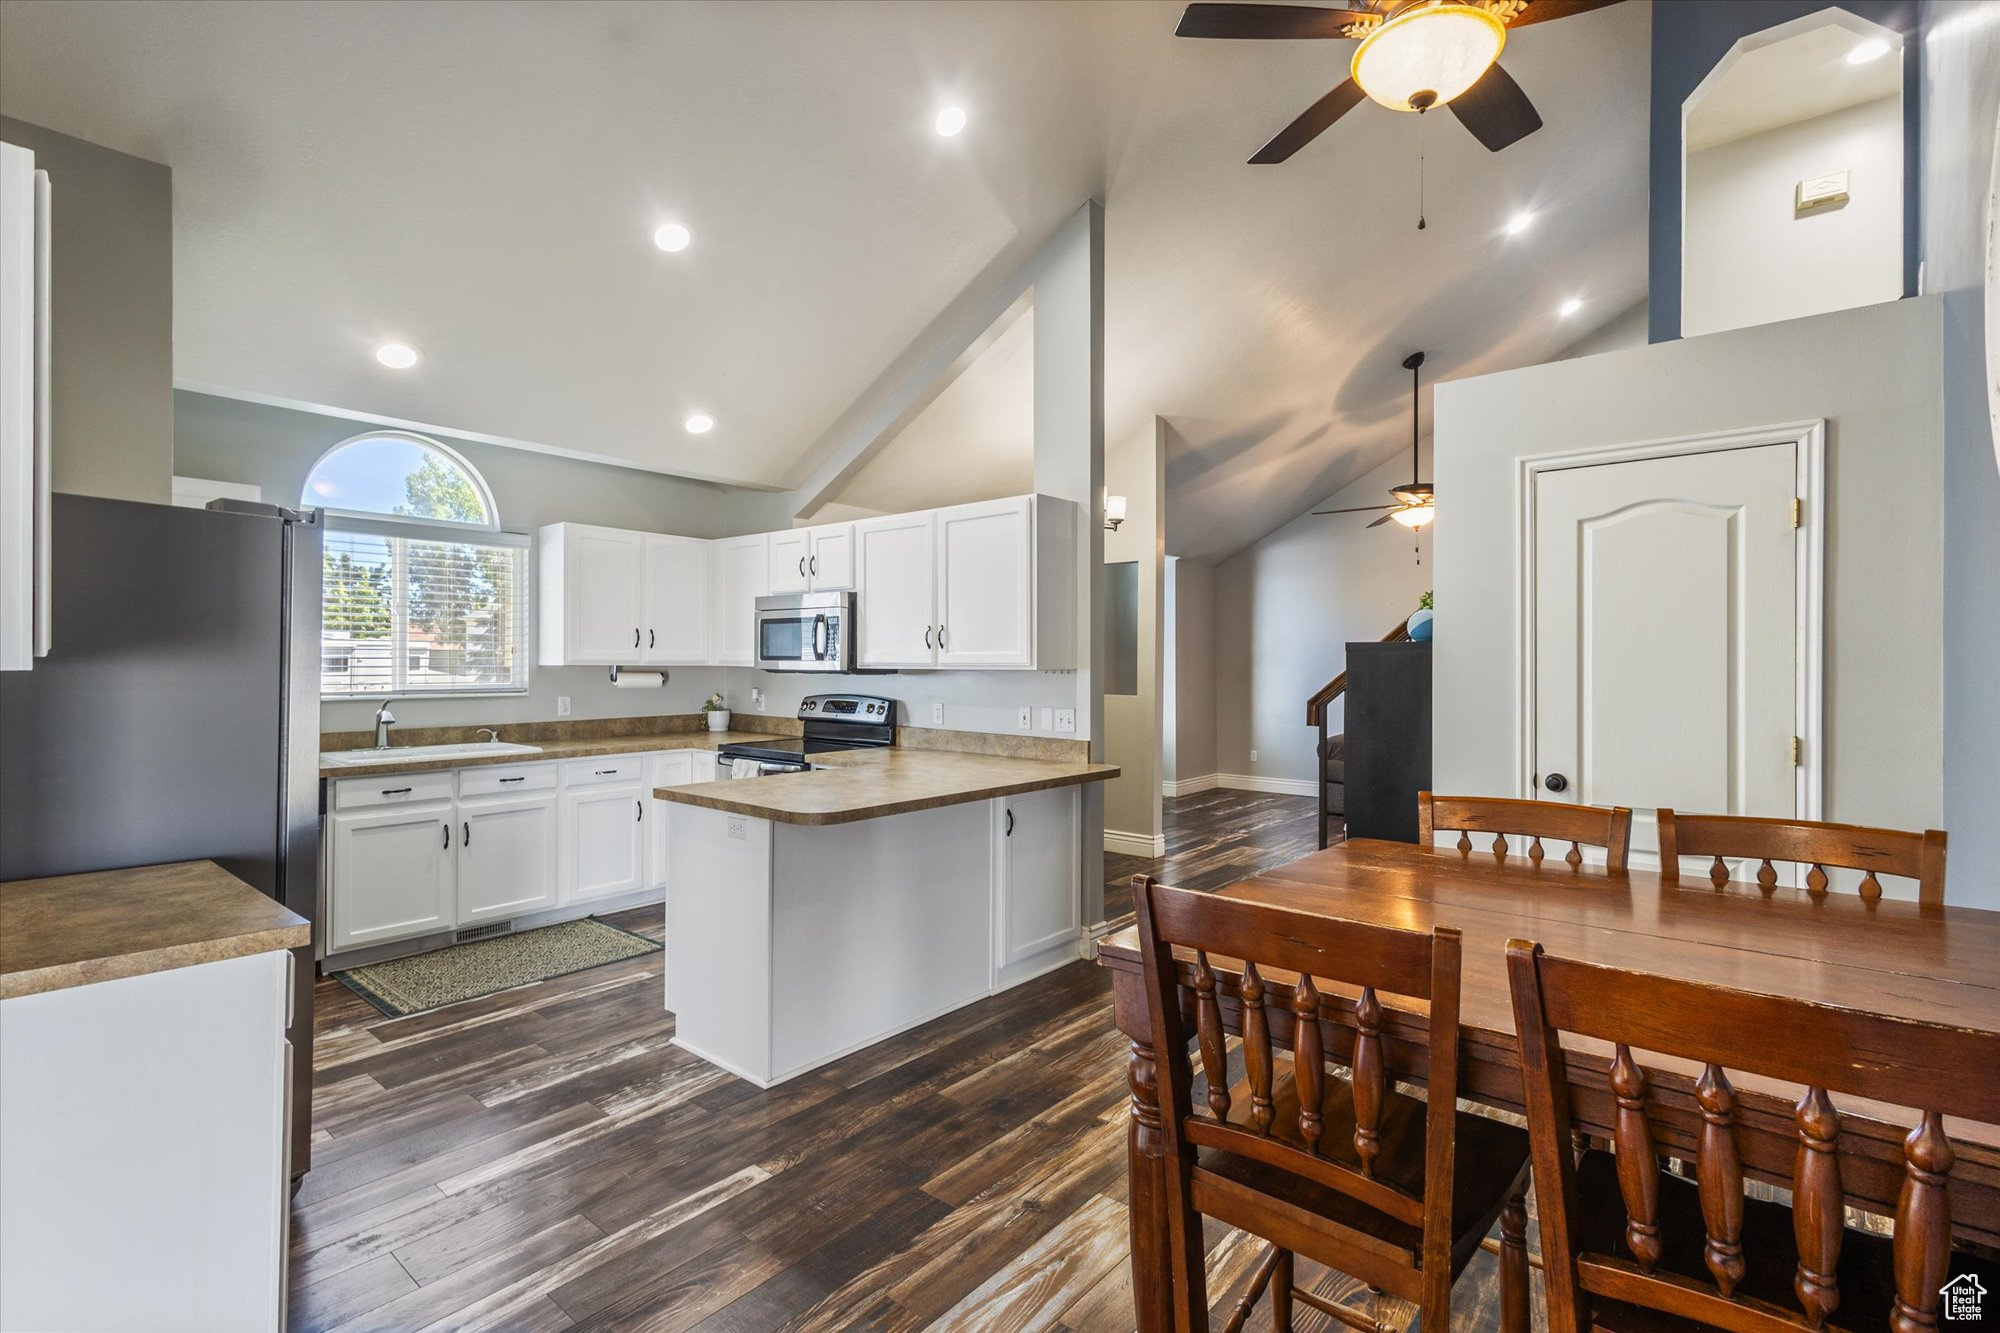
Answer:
333 771 455 810
564 755 647 787
459 762 558 799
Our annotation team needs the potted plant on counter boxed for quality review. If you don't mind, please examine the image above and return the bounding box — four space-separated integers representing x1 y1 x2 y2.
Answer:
703 692 732 733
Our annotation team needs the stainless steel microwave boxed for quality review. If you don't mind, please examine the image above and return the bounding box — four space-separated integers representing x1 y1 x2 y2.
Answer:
753 592 855 672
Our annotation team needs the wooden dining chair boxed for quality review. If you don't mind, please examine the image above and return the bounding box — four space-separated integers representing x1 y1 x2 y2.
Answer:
1655 809 1948 906
1419 792 1634 871
1506 938 2000 1333
1132 875 1533 1332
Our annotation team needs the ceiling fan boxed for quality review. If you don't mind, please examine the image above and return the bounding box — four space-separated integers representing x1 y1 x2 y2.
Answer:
1175 0 1625 164
1315 351 1434 529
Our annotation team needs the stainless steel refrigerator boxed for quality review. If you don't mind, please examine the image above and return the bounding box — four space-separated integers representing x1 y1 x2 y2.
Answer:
0 492 322 1182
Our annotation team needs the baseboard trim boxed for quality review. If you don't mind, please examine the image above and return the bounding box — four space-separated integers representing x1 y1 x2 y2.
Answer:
1104 828 1167 857
1216 773 1319 798
1162 774 1220 798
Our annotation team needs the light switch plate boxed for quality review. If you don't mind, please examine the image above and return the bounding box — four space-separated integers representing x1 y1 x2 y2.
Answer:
1018 707 1033 730
557 696 572 717
932 702 945 725
1054 708 1076 734
1039 707 1054 730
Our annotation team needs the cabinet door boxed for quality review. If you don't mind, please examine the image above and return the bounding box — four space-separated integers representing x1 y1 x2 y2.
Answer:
994 786 1080 969
937 497 1033 667
642 535 710 664
767 529 811 595
710 534 768 665
564 785 647 904
854 511 937 669
457 794 558 925
647 752 693 893
568 526 645 663
688 751 720 783
808 523 855 591
329 805 455 952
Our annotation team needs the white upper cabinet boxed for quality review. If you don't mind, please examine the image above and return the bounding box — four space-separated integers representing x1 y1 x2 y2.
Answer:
0 140 51 672
854 511 938 669
539 523 643 665
641 534 709 664
937 498 1034 668
768 522 854 594
767 528 811 594
709 533 768 665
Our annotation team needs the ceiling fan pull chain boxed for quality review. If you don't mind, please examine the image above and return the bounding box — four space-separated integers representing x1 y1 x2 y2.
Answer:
1416 109 1427 231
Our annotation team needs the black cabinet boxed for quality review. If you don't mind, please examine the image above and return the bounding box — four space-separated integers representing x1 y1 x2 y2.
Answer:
1342 641 1432 843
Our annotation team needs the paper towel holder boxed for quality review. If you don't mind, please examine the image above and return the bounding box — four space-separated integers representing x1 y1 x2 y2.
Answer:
608 665 667 686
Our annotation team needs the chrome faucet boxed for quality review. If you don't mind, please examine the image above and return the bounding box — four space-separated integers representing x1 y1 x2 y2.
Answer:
373 700 397 749
476 728 501 744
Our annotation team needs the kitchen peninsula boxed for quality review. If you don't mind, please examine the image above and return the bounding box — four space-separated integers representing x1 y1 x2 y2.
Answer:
656 737 1117 1086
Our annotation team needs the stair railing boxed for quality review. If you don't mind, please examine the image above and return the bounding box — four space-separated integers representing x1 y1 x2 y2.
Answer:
1307 618 1412 848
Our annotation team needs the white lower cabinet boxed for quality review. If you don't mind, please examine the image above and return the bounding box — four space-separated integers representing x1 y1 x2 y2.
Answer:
648 751 694 893
992 786 1081 984
562 783 648 905
328 802 456 952
457 794 558 925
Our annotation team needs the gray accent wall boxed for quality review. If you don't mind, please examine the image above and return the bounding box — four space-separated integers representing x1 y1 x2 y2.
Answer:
1164 558 1218 786
1433 296 1950 900
0 117 172 502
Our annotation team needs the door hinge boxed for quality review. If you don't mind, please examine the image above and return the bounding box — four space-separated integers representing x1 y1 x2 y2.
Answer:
1791 736 1803 766
1791 497 1803 529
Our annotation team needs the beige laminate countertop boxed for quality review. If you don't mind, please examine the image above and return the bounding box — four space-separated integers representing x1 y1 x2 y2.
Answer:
320 730 792 778
0 860 310 1000
652 747 1119 826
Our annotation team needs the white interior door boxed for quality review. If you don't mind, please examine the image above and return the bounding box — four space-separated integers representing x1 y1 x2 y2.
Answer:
936 498 1032 667
1534 442 1801 860
854 512 937 668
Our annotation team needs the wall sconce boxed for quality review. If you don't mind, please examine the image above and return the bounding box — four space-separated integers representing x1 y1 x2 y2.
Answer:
1103 493 1127 532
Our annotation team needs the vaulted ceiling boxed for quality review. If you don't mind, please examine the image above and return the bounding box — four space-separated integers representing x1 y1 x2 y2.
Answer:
0 0 1650 562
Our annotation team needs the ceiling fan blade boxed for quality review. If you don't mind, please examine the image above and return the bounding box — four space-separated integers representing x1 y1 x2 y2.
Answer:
1449 63 1543 152
1175 3 1375 39
1250 78 1367 163
1504 0 1625 27
1312 504 1398 516
1366 511 1400 528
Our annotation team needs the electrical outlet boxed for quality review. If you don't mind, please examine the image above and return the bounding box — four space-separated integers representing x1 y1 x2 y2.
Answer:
1039 707 1053 730
726 816 747 841
1017 706 1033 731
1054 708 1076 734
557 696 572 718
932 702 945 725
1250 748 1259 763
752 688 765 711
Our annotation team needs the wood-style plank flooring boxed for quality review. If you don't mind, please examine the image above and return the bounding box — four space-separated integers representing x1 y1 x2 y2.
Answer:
294 793 1522 1331
1103 787 1329 926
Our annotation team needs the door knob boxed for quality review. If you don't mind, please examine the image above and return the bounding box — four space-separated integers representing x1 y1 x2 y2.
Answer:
1544 773 1569 793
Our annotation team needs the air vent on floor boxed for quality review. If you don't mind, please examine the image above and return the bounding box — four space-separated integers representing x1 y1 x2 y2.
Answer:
454 920 514 943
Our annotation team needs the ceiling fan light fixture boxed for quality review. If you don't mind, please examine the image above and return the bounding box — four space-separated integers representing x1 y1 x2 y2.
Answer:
1351 2 1507 113
1390 504 1436 529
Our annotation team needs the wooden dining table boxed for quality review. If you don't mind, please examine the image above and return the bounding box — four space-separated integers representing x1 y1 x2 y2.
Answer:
1095 838 2000 1330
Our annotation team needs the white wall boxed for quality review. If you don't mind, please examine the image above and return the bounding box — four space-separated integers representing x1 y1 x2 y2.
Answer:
1213 444 1432 786
1163 557 1217 786
1433 296 1948 896
1683 96 1904 338
1102 419 1164 844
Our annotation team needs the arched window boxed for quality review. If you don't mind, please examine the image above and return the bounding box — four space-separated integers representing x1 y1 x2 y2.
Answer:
303 433 528 699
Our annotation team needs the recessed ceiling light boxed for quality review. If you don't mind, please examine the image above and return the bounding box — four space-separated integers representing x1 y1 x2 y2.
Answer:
1558 297 1584 318
1846 37 1893 64
374 342 420 369
1505 210 1535 237
684 412 715 435
653 223 692 253
934 106 967 138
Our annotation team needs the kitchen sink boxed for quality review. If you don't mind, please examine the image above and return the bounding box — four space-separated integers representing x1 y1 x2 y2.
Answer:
320 742 544 766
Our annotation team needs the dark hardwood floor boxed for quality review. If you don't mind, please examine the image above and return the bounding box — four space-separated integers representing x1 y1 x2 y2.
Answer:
294 793 1525 1332
1103 787 1329 925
